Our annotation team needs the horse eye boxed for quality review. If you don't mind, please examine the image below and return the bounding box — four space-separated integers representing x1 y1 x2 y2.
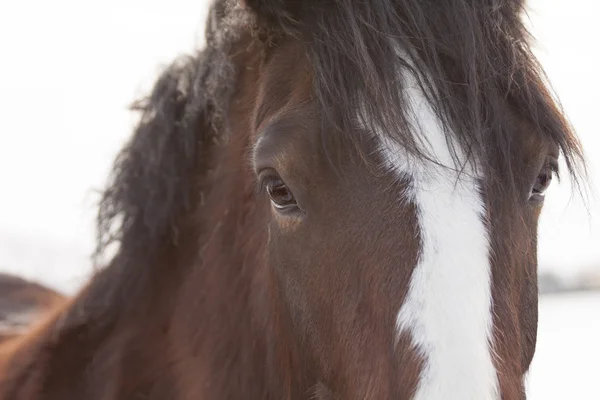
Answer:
265 178 297 210
529 161 556 203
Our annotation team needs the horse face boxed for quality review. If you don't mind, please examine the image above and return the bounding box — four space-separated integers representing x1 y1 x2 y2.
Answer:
249 42 424 395
244 37 559 398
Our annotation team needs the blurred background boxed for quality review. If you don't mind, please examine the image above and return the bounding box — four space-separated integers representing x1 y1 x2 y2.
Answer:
0 0 598 398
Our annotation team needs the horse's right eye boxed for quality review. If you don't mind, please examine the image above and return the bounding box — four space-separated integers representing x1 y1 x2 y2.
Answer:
529 158 558 204
265 178 297 211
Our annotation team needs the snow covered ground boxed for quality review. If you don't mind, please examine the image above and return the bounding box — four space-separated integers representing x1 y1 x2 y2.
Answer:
527 292 600 399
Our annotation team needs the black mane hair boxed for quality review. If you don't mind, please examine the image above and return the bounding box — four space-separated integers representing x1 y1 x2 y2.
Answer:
92 5 246 314
95 1 250 268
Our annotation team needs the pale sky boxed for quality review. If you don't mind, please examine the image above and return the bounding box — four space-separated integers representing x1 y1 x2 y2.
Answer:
0 0 598 294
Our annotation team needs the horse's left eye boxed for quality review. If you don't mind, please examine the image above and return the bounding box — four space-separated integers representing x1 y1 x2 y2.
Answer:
265 178 297 211
529 161 556 203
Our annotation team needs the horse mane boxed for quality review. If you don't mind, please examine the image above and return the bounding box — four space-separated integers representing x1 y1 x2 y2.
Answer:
91 3 247 307
0 14 246 393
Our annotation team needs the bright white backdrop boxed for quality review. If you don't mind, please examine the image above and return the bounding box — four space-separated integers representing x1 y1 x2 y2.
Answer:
0 0 598 398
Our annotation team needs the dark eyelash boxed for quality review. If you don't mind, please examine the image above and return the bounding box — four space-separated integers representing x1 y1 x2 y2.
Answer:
255 174 277 196
547 159 560 181
255 178 268 196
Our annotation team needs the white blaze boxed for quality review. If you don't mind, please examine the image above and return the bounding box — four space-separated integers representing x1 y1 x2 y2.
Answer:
376 67 499 399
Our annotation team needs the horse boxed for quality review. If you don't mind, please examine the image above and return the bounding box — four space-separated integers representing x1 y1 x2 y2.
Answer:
0 273 66 343
0 0 586 398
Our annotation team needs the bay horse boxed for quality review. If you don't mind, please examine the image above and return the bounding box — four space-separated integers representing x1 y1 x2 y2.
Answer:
0 0 585 399
0 274 65 343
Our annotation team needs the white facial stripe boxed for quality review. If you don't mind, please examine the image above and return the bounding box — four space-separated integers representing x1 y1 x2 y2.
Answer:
377 69 499 399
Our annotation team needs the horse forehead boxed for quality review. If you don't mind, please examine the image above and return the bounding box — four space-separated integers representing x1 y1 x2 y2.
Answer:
253 42 313 133
369 63 500 399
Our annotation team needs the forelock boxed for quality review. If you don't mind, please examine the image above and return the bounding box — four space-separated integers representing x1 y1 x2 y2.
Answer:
238 0 585 197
